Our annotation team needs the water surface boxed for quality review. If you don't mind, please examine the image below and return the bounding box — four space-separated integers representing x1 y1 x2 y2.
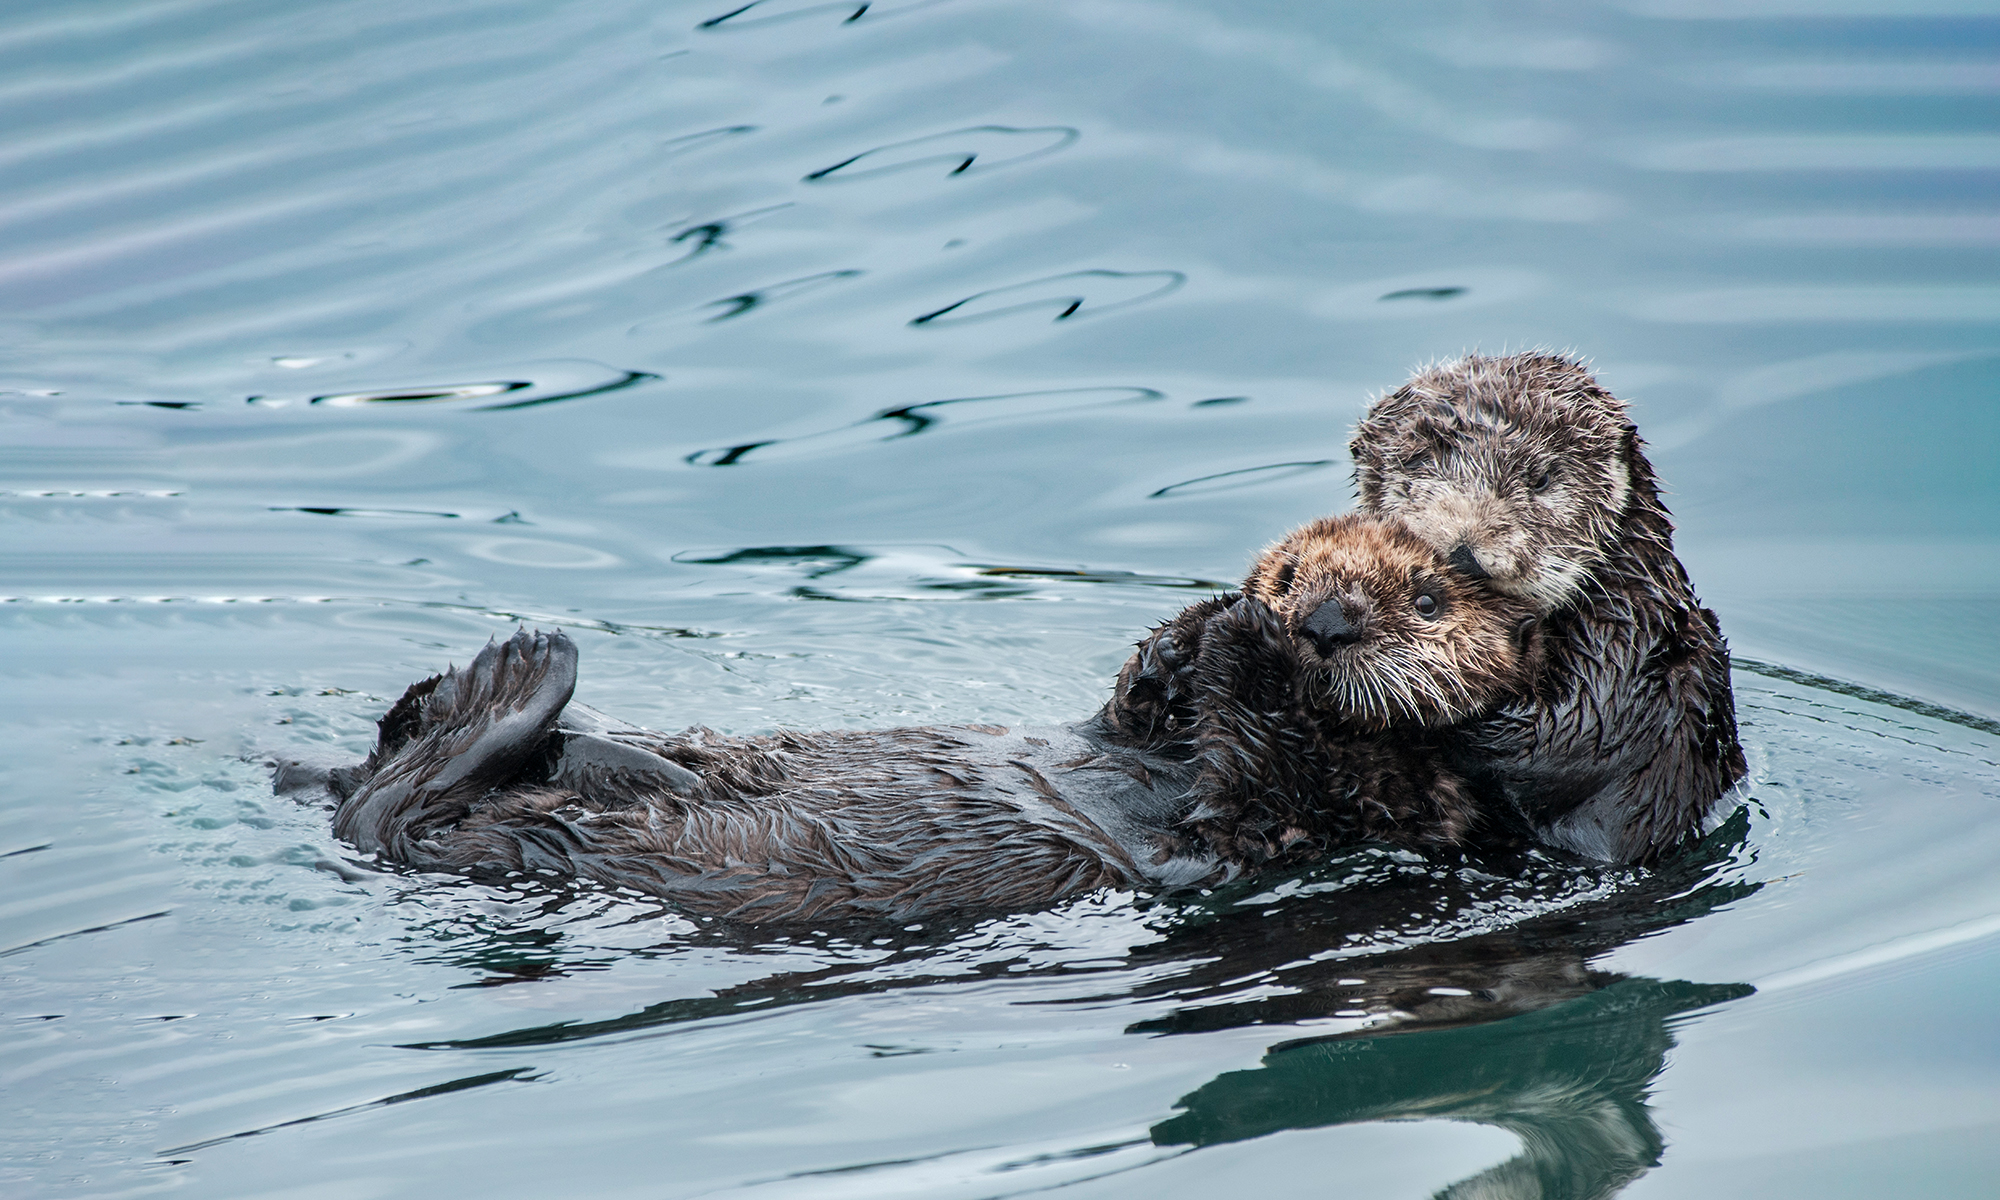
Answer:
4 1 1999 1196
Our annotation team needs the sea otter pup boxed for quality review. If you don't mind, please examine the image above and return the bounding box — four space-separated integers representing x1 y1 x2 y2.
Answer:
321 516 1535 922
1347 352 1746 863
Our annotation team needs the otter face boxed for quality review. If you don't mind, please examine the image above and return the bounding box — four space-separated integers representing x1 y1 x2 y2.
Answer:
1350 353 1636 613
1244 515 1537 730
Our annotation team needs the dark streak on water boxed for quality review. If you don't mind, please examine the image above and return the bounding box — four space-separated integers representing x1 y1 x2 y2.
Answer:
155 1068 541 1158
686 387 1166 466
1734 657 2000 740
2 911 171 959
911 269 1187 326
804 125 1081 183
1150 460 1339 498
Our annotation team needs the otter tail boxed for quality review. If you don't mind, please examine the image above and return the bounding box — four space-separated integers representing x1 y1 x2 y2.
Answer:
333 629 578 861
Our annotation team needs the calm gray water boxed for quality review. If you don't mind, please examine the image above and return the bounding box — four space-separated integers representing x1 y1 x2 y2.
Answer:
4 1 1999 1196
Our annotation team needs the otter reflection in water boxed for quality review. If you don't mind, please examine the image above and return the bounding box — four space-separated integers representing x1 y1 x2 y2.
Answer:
391 815 1758 1199
1117 817 1758 1198
1154 975 1750 1200
312 515 1540 921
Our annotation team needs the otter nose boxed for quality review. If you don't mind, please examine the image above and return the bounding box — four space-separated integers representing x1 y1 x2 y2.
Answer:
1303 599 1361 654
1448 543 1490 582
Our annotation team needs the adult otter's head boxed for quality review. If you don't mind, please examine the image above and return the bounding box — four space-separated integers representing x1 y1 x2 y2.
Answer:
1244 515 1538 730
1350 352 1645 613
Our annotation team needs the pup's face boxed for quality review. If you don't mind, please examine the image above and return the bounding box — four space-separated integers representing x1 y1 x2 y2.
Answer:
1350 354 1636 613
1244 515 1536 729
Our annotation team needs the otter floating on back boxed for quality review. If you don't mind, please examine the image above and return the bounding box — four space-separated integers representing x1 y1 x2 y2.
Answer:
1347 352 1746 863
318 516 1535 922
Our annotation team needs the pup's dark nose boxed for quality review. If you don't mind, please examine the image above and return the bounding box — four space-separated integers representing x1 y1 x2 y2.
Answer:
1448 543 1490 581
1303 599 1360 653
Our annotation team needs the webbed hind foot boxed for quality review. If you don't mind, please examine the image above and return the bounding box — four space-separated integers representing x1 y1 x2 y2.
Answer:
333 628 579 856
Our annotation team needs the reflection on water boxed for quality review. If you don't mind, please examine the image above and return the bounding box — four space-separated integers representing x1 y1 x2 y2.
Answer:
304 811 1761 1200
701 269 866 321
804 125 1079 182
156 1067 540 1160
911 269 1186 326
686 387 1165 466
5 0 2000 1195
671 542 1225 598
235 362 659 412
1148 459 1338 498
1155 977 1751 1200
1380 286 1468 302
697 0 960 32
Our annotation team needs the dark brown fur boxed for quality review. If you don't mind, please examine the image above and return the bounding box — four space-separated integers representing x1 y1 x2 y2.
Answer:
1348 352 1746 862
325 518 1532 923
1104 516 1537 867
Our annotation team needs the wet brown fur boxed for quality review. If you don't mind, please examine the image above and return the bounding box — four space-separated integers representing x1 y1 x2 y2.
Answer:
326 519 1533 922
1242 517 1537 732
1348 352 1747 863
1158 517 1536 868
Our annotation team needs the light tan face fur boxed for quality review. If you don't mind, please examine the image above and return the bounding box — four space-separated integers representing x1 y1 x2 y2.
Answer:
1244 515 1535 730
1350 354 1636 614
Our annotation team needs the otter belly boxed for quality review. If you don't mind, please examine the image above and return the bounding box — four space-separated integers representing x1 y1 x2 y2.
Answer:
324 630 1219 923
437 723 1208 922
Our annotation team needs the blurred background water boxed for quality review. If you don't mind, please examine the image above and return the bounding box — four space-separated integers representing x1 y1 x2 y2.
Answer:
3 1 1997 1197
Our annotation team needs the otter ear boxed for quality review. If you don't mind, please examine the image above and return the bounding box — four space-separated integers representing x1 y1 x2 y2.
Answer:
1511 615 1539 653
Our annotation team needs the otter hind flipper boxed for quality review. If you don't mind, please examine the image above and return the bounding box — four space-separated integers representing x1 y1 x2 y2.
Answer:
333 629 579 857
372 672 445 764
548 731 702 800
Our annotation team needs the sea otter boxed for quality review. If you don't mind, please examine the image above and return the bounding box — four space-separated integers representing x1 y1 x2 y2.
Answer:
317 516 1536 922
1346 351 1746 863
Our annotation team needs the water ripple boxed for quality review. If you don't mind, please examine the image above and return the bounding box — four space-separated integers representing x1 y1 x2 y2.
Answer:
804 126 1079 183
246 362 658 412
669 543 1224 600
1149 460 1338 499
697 0 958 31
156 1067 539 1159
686 387 1165 466
699 269 866 322
270 507 461 520
0 910 170 959
665 204 795 266
912 270 1185 326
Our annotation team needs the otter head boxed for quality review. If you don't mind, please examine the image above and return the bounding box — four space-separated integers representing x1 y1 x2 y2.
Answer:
1244 515 1539 730
1349 352 1641 614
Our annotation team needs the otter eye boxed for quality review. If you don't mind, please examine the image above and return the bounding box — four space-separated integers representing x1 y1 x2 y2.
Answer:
1272 561 1296 595
1529 469 1553 493
1413 592 1439 619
